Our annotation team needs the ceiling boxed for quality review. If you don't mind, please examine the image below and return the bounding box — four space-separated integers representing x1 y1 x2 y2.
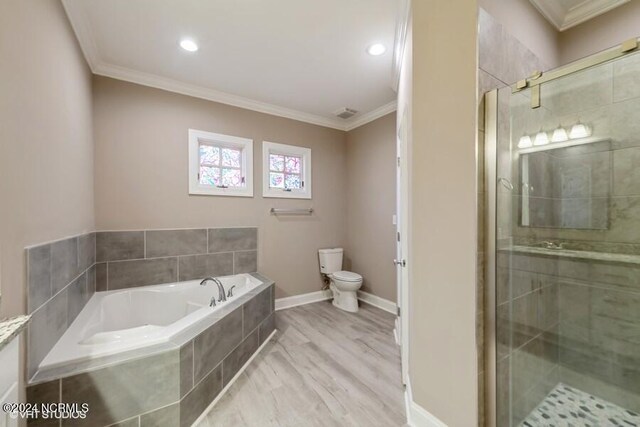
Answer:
62 0 400 131
529 0 630 31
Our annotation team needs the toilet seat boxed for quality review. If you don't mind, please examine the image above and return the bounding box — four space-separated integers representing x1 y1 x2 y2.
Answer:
332 271 362 282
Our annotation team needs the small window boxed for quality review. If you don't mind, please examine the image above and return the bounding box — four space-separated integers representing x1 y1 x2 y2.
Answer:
189 129 253 197
262 141 311 199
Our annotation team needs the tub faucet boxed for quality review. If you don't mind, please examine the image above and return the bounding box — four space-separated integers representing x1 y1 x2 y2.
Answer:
200 277 226 304
212 278 227 303
200 277 215 286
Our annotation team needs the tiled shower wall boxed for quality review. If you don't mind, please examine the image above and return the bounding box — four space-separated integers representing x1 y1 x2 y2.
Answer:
26 227 258 381
508 48 640 414
477 8 553 427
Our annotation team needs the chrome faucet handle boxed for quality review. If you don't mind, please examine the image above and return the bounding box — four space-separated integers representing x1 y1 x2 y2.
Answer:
227 285 236 298
209 296 216 307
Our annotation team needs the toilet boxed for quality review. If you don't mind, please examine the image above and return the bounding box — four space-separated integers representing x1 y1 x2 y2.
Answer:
318 248 363 313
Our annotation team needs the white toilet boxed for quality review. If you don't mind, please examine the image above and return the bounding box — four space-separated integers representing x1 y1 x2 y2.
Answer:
318 248 363 313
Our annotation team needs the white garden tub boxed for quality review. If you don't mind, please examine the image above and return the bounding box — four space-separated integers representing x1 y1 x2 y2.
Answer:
38 273 262 375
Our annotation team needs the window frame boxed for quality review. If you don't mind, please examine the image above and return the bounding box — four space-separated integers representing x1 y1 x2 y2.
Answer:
188 129 254 197
262 141 312 199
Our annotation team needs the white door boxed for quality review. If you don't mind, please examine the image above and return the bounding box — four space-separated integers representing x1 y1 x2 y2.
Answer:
396 109 409 384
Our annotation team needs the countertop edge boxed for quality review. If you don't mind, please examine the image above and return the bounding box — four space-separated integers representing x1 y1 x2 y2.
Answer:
0 315 30 352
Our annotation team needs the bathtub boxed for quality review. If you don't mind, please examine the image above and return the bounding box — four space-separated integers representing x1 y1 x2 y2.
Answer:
38 273 263 376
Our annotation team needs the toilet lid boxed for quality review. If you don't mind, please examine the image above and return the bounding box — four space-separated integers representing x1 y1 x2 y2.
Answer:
333 271 362 282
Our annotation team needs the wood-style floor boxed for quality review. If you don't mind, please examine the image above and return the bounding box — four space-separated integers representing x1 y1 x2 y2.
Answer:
196 300 407 427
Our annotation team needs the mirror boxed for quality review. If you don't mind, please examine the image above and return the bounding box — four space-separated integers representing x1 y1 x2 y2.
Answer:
519 139 611 230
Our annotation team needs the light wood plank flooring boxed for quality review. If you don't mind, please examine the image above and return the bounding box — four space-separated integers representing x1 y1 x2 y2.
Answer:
196 300 407 427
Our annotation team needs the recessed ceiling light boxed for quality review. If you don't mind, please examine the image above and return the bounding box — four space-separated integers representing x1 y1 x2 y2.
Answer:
180 39 199 52
367 43 386 56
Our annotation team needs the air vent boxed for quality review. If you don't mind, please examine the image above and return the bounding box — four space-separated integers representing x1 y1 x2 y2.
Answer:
334 107 358 119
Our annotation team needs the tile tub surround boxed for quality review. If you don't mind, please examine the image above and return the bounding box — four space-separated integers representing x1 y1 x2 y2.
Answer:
26 232 97 380
95 228 258 291
27 279 275 427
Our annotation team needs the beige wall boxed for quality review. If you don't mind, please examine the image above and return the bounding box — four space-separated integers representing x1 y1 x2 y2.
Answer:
560 1 640 64
408 1 479 425
93 76 349 300
345 113 397 302
480 0 560 68
0 0 95 319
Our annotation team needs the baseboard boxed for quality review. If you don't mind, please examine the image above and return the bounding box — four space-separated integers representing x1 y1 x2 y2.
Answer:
192 329 277 426
357 290 397 314
275 289 332 311
393 317 400 346
405 379 448 427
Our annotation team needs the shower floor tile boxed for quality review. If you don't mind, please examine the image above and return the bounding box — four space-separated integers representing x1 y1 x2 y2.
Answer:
521 383 640 427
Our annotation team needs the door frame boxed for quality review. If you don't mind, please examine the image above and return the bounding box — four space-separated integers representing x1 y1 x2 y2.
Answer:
396 107 410 385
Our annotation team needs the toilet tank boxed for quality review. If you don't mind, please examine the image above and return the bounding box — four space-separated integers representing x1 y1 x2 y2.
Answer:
319 248 343 274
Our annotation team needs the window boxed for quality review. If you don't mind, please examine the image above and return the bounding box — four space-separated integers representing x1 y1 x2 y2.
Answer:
188 129 253 197
262 141 311 199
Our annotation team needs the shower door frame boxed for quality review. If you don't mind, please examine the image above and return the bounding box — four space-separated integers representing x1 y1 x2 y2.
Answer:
483 36 640 427
484 88 499 427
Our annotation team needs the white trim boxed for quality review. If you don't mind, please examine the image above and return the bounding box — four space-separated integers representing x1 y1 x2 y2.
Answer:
275 289 398 314
405 379 449 427
188 129 254 197
61 0 100 70
61 0 395 133
275 290 332 311
262 142 312 199
529 0 630 31
394 317 401 346
191 329 277 426
357 291 397 315
95 62 348 130
344 101 398 131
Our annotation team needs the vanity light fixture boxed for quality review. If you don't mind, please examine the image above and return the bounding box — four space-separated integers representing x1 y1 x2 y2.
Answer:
534 130 550 146
518 135 533 148
367 43 386 56
569 122 592 139
180 39 199 52
551 126 569 143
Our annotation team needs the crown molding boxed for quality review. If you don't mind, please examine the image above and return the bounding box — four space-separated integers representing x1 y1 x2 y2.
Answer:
344 101 397 131
529 0 630 31
93 62 350 130
62 0 100 70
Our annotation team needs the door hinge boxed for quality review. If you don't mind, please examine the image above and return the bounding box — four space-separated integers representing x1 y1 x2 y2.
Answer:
397 232 401 242
397 306 401 317
397 157 401 167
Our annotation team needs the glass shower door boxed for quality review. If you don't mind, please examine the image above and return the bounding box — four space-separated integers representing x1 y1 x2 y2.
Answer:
494 45 640 426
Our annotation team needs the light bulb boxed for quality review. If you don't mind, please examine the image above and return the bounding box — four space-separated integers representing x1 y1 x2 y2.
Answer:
367 43 386 56
569 123 591 139
180 39 199 52
534 131 550 146
518 135 533 148
551 127 569 143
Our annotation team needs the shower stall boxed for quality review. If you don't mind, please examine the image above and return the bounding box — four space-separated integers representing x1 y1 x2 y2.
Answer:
485 38 640 426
